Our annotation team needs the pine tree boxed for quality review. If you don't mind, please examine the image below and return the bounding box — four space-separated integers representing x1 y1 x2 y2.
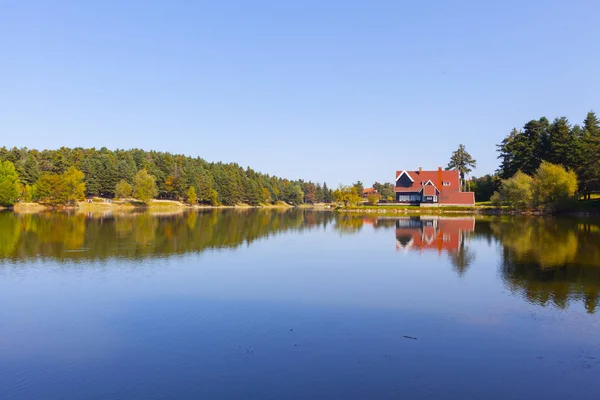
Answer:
581 111 600 198
547 117 579 170
447 144 477 190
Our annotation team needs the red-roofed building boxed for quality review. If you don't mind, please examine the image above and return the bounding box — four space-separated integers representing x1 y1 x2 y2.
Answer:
362 187 379 199
394 167 474 205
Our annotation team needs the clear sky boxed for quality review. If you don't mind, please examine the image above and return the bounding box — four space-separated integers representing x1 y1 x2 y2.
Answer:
2 1 599 186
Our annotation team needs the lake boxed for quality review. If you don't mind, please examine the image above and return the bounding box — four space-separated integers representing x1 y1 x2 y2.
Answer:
1 210 599 399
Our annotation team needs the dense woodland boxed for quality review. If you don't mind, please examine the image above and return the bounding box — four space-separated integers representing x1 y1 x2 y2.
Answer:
472 111 600 202
0 147 334 206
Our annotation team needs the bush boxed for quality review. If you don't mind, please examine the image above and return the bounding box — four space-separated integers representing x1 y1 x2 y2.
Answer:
532 162 578 209
115 180 133 199
367 194 379 205
0 161 20 207
490 191 503 207
499 171 534 209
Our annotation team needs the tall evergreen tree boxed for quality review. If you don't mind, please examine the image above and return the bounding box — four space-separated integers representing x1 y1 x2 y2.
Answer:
447 144 477 190
580 111 600 198
547 117 579 170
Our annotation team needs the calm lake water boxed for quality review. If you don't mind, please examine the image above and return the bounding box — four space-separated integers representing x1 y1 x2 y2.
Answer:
1 210 599 399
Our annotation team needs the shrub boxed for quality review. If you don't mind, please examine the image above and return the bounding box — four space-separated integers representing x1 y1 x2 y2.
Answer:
115 180 133 199
532 162 578 209
367 194 379 205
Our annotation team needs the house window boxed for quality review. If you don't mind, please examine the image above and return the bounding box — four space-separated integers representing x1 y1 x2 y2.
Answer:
398 194 421 202
443 182 451 186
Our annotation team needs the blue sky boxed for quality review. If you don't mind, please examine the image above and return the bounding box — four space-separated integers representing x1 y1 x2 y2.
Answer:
2 1 599 186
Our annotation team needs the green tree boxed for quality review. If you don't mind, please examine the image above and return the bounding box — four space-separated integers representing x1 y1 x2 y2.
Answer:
37 173 66 206
471 174 500 202
186 186 197 205
532 162 578 209
447 144 477 190
333 185 362 208
20 184 38 202
115 179 133 199
208 189 219 206
322 182 332 203
36 167 85 206
580 111 600 198
282 184 304 205
0 160 20 207
373 182 394 200
352 181 364 197
63 167 86 204
547 117 580 170
497 118 550 179
18 154 41 186
133 169 158 204
499 171 534 209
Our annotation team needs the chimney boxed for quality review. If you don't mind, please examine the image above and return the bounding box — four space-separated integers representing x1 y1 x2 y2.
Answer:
418 166 422 174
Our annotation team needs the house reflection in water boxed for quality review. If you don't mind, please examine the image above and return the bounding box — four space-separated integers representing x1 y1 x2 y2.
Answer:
395 217 475 255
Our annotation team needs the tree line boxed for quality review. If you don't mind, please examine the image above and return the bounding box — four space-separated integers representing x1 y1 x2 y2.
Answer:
0 147 334 207
471 110 600 205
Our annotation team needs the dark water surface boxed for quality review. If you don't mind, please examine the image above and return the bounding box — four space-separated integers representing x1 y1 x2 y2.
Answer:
1 210 599 399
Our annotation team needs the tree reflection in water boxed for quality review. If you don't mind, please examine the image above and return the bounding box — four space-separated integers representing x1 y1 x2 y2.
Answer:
1 210 599 313
486 217 600 314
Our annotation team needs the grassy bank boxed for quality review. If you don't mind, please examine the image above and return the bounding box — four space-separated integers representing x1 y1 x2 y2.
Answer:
4 198 296 214
340 199 600 216
12 202 49 213
337 204 507 216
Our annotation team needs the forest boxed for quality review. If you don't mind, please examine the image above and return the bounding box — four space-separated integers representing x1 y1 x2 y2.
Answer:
0 147 334 207
472 111 600 203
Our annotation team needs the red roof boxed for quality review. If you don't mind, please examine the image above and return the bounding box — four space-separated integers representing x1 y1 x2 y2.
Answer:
423 185 437 196
363 188 378 195
394 186 420 193
396 169 460 188
438 191 475 205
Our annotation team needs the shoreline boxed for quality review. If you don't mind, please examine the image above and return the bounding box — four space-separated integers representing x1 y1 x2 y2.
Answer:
3 199 298 214
336 205 600 217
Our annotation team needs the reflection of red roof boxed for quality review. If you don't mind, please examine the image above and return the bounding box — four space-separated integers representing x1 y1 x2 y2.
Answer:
396 217 475 254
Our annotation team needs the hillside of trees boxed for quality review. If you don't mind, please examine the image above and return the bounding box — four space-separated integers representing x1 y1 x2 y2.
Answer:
473 111 600 203
0 147 334 207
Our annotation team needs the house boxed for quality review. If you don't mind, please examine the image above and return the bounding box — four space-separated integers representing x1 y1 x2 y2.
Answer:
394 167 475 205
395 217 475 254
362 187 379 199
